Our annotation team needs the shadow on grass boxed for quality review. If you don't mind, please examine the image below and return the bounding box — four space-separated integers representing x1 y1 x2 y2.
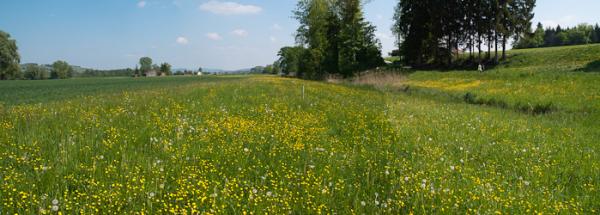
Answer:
576 60 600 72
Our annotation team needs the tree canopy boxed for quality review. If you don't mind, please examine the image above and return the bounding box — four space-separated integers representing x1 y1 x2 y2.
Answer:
0 31 21 80
139 57 153 73
276 0 384 79
24 64 50 80
51 60 74 79
160 63 172 76
514 23 600 49
392 0 536 66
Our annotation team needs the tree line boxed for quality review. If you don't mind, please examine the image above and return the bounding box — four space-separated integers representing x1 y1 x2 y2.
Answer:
392 0 536 67
275 0 384 80
514 23 600 49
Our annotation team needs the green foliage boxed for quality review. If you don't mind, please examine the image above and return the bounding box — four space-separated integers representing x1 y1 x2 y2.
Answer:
23 64 50 80
515 23 600 48
0 30 21 80
393 0 536 66
277 46 306 76
139 57 152 72
292 0 383 79
160 63 172 76
51 60 73 79
79 68 134 77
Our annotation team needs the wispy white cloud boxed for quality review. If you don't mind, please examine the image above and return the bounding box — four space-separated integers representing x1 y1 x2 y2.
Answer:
199 1 262 15
206 33 223 41
176 36 189 45
269 36 277 42
231 29 248 37
137 1 147 8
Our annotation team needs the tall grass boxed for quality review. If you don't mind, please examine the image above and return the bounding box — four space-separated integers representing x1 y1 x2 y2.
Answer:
0 75 598 214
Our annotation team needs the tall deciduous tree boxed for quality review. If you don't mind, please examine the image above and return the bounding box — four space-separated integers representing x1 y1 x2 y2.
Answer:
51 60 73 79
293 0 383 79
0 31 21 80
160 63 172 76
139 57 153 73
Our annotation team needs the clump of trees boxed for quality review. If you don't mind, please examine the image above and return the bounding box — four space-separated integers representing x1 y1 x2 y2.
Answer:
51 60 74 79
23 64 49 80
134 57 173 77
276 0 384 79
514 23 600 49
0 31 21 80
392 0 536 67
80 68 134 77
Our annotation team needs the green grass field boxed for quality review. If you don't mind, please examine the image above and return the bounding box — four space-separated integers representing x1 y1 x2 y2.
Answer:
1 45 599 214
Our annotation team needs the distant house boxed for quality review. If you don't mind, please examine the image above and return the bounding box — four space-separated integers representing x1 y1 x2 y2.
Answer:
145 70 158 77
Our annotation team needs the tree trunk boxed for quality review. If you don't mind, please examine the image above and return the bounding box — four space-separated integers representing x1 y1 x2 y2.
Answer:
502 34 507 60
487 34 492 60
468 35 472 59
494 32 499 63
478 35 482 61
447 36 452 65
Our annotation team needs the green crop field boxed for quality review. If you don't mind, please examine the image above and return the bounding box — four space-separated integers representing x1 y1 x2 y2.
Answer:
1 45 599 214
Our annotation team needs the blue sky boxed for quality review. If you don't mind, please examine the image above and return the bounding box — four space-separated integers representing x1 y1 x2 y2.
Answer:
0 0 598 70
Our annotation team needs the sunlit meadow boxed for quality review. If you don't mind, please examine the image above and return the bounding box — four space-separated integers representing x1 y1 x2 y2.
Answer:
1 69 598 214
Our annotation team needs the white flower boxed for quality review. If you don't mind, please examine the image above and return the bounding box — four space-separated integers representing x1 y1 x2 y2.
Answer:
450 165 455 171
51 205 59 212
252 188 258 194
52 199 59 205
308 165 315 169
375 200 380 206
404 176 409 182
385 170 390 175
149 192 155 198
243 148 249 152
523 181 530 186
360 201 366 206
266 191 272 197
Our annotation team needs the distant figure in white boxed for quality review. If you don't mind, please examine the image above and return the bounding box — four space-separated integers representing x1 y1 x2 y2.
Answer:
478 63 485 73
